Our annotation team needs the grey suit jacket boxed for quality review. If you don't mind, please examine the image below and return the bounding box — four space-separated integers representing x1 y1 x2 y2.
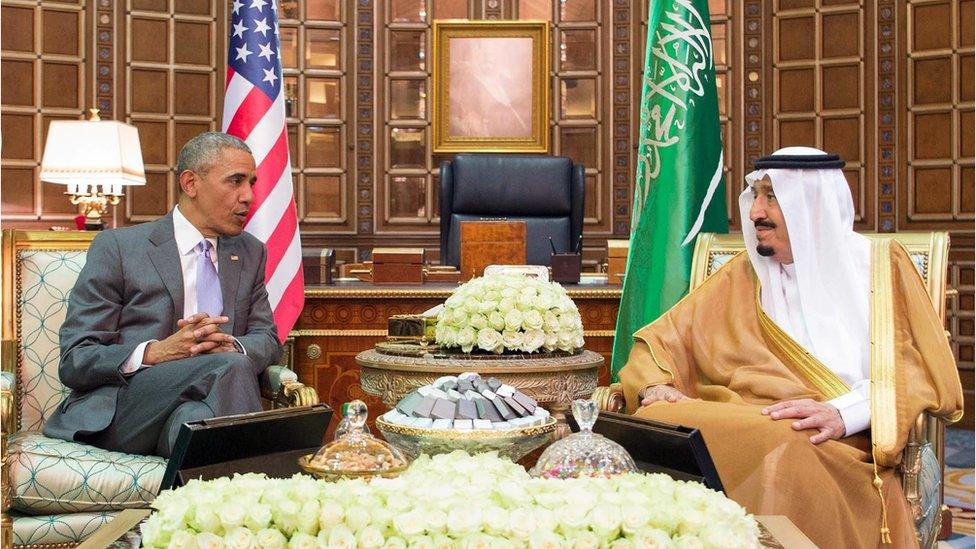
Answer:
43 212 282 441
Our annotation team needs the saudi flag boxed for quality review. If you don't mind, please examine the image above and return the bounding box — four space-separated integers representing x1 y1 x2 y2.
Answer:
610 0 729 382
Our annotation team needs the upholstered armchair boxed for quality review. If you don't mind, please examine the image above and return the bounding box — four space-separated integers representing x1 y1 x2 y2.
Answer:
592 231 953 548
0 230 317 548
439 153 585 267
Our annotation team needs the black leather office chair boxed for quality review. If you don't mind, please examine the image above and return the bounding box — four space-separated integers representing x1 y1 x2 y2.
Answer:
439 153 585 268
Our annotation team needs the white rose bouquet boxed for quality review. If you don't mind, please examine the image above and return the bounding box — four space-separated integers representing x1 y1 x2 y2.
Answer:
435 274 585 354
143 452 761 549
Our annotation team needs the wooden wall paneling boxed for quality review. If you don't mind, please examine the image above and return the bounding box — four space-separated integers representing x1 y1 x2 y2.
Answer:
280 0 355 233
1 0 88 226
354 0 376 254
121 0 221 224
769 0 875 231
613 0 633 237
900 0 975 230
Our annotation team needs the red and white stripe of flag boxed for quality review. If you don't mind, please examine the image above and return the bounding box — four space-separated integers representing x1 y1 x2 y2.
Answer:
222 69 304 342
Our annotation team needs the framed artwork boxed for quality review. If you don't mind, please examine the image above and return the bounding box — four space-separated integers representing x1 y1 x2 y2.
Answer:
432 20 550 153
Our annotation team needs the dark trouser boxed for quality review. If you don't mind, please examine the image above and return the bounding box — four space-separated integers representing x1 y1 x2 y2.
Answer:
82 353 262 458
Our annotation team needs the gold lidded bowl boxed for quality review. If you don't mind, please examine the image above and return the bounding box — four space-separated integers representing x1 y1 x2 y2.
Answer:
299 400 410 481
375 415 557 462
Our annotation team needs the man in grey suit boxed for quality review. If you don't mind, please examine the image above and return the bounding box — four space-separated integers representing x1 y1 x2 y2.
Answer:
43 132 282 458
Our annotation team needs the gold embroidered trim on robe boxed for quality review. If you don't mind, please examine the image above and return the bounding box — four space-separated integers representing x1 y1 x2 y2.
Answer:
870 238 899 458
754 276 851 399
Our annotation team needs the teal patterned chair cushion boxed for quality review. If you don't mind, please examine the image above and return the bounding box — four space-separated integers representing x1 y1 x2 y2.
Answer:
16 249 87 432
9 431 165 515
10 510 119 547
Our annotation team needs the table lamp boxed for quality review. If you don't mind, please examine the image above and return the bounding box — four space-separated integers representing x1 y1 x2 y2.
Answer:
39 109 146 230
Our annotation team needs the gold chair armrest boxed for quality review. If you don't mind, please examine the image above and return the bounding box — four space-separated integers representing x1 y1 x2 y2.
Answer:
275 381 320 408
592 383 625 413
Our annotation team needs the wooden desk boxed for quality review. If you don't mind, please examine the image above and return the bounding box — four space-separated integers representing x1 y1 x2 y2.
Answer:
291 281 621 434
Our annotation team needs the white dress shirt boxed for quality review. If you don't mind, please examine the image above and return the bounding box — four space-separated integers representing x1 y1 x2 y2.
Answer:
773 263 871 437
121 206 242 374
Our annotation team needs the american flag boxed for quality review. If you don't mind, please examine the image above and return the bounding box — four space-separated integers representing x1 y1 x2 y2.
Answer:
222 0 303 342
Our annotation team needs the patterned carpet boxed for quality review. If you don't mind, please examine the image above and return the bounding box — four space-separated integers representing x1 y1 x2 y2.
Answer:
939 428 974 548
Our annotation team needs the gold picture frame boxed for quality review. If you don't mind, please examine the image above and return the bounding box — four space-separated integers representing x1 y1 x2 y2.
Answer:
432 20 550 153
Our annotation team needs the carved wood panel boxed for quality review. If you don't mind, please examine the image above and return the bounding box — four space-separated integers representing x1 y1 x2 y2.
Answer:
1 0 88 225
120 0 221 222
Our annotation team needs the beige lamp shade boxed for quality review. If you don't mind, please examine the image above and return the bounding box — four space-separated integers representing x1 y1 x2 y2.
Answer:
39 120 146 196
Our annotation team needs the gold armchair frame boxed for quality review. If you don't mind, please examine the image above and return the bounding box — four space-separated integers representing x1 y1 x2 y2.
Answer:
596 231 953 547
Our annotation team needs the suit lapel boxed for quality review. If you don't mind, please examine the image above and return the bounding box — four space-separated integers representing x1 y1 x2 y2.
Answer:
147 213 184 327
217 236 242 332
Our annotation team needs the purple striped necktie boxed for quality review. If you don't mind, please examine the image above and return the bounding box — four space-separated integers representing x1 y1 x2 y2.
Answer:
196 239 223 317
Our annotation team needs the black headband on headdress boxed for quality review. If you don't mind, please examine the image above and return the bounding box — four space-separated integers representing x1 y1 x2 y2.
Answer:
753 154 845 170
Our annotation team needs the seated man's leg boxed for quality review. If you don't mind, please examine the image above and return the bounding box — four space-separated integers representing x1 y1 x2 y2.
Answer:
84 353 263 456
635 400 916 548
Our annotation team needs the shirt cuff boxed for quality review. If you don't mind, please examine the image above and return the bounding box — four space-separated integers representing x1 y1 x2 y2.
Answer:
827 390 871 437
231 337 247 356
120 340 156 376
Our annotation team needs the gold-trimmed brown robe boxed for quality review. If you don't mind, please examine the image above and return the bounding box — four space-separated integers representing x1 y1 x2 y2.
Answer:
620 240 963 549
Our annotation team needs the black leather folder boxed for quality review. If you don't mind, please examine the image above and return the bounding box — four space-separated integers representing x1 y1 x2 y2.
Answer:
159 404 333 491
568 410 724 493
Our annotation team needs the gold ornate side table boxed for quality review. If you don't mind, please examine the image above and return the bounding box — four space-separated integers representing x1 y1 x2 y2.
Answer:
356 344 603 435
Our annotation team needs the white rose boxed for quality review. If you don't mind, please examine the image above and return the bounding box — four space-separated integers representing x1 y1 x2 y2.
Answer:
190 509 221 534
447 507 481 537
507 509 535 541
534 293 555 311
558 504 589 532
632 527 674 549
621 505 651 535
424 509 447 534
543 311 560 331
223 527 254 549
477 328 504 354
490 538 517 549
543 332 558 351
384 536 408 549
558 313 577 329
430 534 454 549
325 525 357 549
522 310 544 331
478 300 497 314
457 326 477 352
167 530 196 549
288 533 317 549
244 503 272 531
503 309 523 331
677 509 707 537
609 540 635 549
588 506 621 539
557 330 577 351
318 501 344 529
670 535 704 549
487 311 506 331
521 329 545 353
357 525 386 548
450 309 468 327
463 297 482 314
256 528 288 549
482 506 509 536
469 313 489 330
407 535 435 549
394 510 426 538
460 533 494 549
371 508 395 533
497 297 515 314
565 530 601 549
195 532 225 549
345 505 372 532
272 499 301 536
528 531 563 549
501 330 523 351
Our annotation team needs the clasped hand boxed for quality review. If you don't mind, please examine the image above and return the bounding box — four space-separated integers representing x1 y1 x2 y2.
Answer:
144 313 237 365
762 399 845 444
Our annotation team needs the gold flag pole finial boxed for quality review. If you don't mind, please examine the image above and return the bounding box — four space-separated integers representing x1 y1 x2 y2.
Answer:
87 108 101 121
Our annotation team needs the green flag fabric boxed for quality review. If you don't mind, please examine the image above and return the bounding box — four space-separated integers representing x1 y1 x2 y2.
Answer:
609 0 729 382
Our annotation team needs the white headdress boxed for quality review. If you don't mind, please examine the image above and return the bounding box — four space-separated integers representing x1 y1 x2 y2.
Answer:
739 146 871 385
